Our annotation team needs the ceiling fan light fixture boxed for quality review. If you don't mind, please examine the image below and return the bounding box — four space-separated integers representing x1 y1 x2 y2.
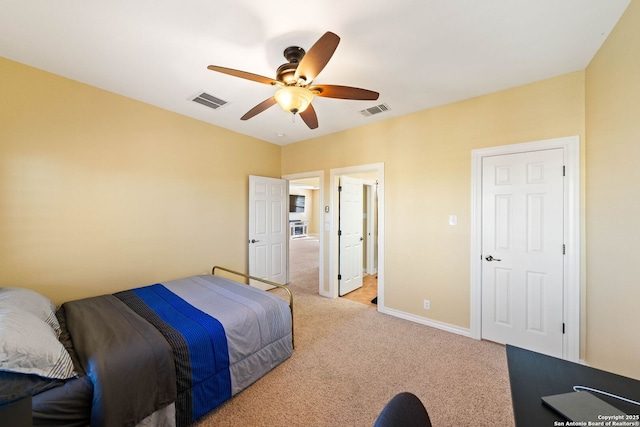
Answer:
207 32 377 129
274 86 315 114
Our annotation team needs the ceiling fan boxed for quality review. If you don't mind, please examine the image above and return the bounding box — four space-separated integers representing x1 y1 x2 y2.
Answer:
207 31 379 130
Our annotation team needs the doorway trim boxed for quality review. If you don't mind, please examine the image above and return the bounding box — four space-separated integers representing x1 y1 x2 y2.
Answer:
282 170 325 295
363 180 377 276
330 163 385 305
470 136 580 362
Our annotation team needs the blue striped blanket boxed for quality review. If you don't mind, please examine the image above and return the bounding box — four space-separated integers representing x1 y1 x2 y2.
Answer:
116 284 231 426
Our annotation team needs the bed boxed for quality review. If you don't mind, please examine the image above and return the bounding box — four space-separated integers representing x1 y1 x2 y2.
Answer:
0 267 294 426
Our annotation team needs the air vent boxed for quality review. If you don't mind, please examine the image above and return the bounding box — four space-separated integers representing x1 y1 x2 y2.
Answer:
191 92 228 110
360 103 390 117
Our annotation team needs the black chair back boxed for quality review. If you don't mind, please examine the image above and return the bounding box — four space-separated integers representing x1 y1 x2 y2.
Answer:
373 392 432 427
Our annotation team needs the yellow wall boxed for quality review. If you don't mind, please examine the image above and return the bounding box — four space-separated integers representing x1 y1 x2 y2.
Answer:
310 189 320 235
283 71 585 329
0 57 281 304
585 0 640 379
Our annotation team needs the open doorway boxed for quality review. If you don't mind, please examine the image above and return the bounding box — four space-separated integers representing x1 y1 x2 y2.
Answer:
330 163 384 309
338 177 378 307
283 172 324 295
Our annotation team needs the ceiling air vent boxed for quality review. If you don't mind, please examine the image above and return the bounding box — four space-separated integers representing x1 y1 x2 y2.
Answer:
191 92 228 110
360 103 390 117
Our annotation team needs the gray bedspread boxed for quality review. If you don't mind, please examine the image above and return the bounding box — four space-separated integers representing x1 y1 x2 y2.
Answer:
161 275 293 397
62 295 176 427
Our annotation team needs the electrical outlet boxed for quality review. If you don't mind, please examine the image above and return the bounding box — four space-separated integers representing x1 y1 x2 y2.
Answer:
423 299 431 310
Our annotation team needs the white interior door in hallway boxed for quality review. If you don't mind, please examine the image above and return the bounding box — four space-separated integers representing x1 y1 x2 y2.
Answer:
338 175 363 296
481 149 564 357
248 175 288 287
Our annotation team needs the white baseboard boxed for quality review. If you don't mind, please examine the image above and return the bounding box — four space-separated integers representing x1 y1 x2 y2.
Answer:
378 307 589 364
378 306 473 338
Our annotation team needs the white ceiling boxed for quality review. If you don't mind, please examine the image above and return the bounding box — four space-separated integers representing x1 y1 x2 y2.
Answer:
0 0 631 145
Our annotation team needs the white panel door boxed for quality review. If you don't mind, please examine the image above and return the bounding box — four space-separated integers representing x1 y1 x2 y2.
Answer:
339 176 363 296
481 149 564 357
249 175 288 287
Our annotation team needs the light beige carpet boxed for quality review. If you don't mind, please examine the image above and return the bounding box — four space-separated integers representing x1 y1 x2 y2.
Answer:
196 238 515 426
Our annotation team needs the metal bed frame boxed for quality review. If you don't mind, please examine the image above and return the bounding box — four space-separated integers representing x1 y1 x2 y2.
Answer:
212 266 294 348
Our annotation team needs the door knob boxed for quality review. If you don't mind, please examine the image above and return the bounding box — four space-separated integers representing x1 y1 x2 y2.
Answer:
249 239 260 244
485 255 502 262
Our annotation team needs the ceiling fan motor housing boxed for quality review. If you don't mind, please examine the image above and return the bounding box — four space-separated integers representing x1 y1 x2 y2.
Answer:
276 63 298 85
277 46 306 84
283 46 305 63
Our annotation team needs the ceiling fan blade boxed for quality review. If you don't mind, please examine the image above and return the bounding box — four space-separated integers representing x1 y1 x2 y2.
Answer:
300 104 319 129
294 32 340 84
241 97 277 120
311 84 379 101
207 65 277 86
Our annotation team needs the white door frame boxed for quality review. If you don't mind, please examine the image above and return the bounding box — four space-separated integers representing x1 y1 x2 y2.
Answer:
363 181 377 276
282 170 325 295
330 163 385 304
470 136 580 362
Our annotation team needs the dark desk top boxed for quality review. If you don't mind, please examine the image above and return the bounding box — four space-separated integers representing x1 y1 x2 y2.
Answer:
506 345 640 427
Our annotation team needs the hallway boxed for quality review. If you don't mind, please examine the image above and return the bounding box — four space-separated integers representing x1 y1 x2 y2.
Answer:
289 236 377 307
341 274 377 307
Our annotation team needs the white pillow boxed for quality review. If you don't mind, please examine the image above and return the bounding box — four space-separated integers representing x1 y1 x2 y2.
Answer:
0 287 61 337
0 305 76 380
